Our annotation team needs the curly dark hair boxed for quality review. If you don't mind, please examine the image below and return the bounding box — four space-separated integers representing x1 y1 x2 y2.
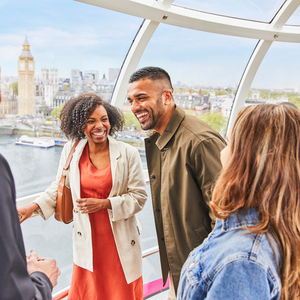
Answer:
60 93 124 140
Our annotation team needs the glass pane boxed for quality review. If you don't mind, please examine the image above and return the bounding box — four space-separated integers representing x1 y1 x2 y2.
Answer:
228 42 300 135
0 0 142 112
0 134 63 198
0 0 142 197
0 0 142 76
174 0 285 22
286 6 300 25
250 42 300 108
133 24 258 136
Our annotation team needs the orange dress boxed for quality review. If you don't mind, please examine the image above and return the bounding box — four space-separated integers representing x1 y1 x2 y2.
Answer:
68 145 143 300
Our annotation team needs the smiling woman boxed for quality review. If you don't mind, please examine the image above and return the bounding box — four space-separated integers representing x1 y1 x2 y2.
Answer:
17 93 148 300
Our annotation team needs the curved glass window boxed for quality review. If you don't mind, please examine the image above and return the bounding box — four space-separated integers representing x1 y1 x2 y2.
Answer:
0 0 142 197
174 0 285 23
251 42 300 96
0 0 141 81
245 41 300 112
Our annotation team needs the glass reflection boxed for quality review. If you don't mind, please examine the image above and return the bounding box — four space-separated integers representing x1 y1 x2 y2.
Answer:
286 5 300 25
174 0 285 22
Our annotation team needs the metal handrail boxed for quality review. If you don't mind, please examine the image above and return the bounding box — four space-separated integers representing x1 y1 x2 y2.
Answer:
51 245 160 300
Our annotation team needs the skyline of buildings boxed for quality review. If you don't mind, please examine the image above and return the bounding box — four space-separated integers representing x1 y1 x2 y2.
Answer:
0 36 296 118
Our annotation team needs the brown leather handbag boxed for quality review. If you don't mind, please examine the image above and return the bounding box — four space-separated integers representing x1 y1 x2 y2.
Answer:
55 139 80 224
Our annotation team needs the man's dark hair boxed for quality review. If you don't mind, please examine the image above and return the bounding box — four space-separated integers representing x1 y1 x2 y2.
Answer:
129 66 173 90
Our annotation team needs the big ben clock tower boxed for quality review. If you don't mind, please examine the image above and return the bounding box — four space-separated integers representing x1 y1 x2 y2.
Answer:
18 36 35 115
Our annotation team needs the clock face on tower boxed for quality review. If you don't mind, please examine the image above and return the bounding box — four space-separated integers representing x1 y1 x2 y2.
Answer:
19 62 25 70
29 62 34 70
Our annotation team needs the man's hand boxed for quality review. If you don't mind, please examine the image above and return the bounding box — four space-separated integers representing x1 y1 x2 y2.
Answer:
27 250 60 288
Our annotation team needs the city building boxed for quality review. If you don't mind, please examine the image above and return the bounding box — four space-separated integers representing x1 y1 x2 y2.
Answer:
39 68 59 108
70 69 83 85
84 70 99 85
173 89 209 114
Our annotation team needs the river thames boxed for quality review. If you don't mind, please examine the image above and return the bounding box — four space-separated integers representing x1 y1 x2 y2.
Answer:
0 134 160 294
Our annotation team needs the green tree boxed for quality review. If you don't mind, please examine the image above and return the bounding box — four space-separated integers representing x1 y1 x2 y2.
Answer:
51 105 64 120
215 91 228 96
198 111 228 136
289 97 300 109
123 111 142 131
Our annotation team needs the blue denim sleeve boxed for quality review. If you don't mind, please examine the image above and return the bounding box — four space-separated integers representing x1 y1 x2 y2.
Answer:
177 257 194 300
206 260 279 300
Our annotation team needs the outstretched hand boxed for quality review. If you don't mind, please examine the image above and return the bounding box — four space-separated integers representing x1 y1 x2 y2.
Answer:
17 203 39 223
76 198 111 214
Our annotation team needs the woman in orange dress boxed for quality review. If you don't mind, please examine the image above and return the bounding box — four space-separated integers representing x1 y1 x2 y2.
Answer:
18 93 147 299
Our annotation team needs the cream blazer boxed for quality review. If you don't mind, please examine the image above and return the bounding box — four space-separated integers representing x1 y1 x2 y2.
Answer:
34 136 147 283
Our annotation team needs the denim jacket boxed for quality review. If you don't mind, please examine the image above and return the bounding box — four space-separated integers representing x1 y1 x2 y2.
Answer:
177 208 281 300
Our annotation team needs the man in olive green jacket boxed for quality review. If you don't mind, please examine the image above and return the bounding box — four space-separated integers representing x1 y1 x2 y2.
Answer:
127 66 226 298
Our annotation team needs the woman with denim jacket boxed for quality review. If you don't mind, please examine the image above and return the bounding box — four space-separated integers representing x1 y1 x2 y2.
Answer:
178 104 300 300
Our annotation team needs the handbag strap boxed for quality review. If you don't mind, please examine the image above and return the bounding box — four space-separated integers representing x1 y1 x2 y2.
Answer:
63 139 80 171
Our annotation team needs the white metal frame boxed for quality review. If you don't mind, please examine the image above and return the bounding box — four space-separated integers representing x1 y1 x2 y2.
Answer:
76 0 300 42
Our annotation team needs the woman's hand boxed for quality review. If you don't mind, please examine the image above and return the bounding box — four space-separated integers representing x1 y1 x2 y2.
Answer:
17 203 39 223
76 198 112 214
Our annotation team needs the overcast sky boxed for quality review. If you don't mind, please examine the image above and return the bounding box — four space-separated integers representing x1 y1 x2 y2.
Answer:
0 0 299 90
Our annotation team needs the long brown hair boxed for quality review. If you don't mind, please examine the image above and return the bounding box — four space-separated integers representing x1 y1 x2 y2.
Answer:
211 104 300 299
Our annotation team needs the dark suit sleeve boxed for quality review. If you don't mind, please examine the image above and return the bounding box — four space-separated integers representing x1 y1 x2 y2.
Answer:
30 272 53 300
0 154 53 300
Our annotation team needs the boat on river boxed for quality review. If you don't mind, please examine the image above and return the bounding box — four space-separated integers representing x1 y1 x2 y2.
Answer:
15 135 55 149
